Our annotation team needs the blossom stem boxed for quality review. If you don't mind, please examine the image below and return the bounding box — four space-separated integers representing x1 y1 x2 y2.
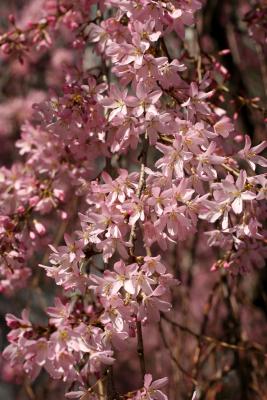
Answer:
222 163 239 177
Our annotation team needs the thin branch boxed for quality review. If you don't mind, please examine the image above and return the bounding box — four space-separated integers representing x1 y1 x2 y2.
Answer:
137 320 146 377
192 280 221 379
129 134 149 256
23 381 36 400
107 367 119 400
128 133 149 378
159 320 198 386
162 315 267 356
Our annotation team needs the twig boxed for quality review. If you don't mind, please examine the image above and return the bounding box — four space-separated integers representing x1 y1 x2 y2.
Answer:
129 134 149 256
159 320 198 386
160 38 171 62
137 320 146 377
192 280 221 379
222 163 239 177
23 381 36 400
256 44 267 101
201 364 233 396
162 315 267 357
107 367 119 400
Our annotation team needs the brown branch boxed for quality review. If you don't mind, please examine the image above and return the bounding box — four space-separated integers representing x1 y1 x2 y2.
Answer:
256 44 267 101
129 134 149 256
128 133 149 379
136 320 146 378
23 381 36 400
192 280 221 379
107 367 119 400
162 315 267 357
159 320 198 386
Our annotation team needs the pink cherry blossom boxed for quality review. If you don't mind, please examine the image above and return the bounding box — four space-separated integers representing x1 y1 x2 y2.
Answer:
140 374 168 400
238 135 267 170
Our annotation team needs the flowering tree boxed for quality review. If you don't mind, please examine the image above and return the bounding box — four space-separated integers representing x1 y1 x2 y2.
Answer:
0 0 267 399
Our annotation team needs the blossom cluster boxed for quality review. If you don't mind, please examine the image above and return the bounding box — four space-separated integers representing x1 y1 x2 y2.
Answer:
4 252 175 396
0 0 267 399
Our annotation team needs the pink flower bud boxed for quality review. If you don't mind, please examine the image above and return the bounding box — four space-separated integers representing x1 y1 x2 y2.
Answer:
33 220 46 235
53 189 65 202
29 196 39 207
8 14 16 25
234 134 244 143
29 231 36 240
16 205 25 214
1 43 11 54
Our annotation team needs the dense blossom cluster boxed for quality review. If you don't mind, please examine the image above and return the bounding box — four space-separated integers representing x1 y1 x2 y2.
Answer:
0 0 266 399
